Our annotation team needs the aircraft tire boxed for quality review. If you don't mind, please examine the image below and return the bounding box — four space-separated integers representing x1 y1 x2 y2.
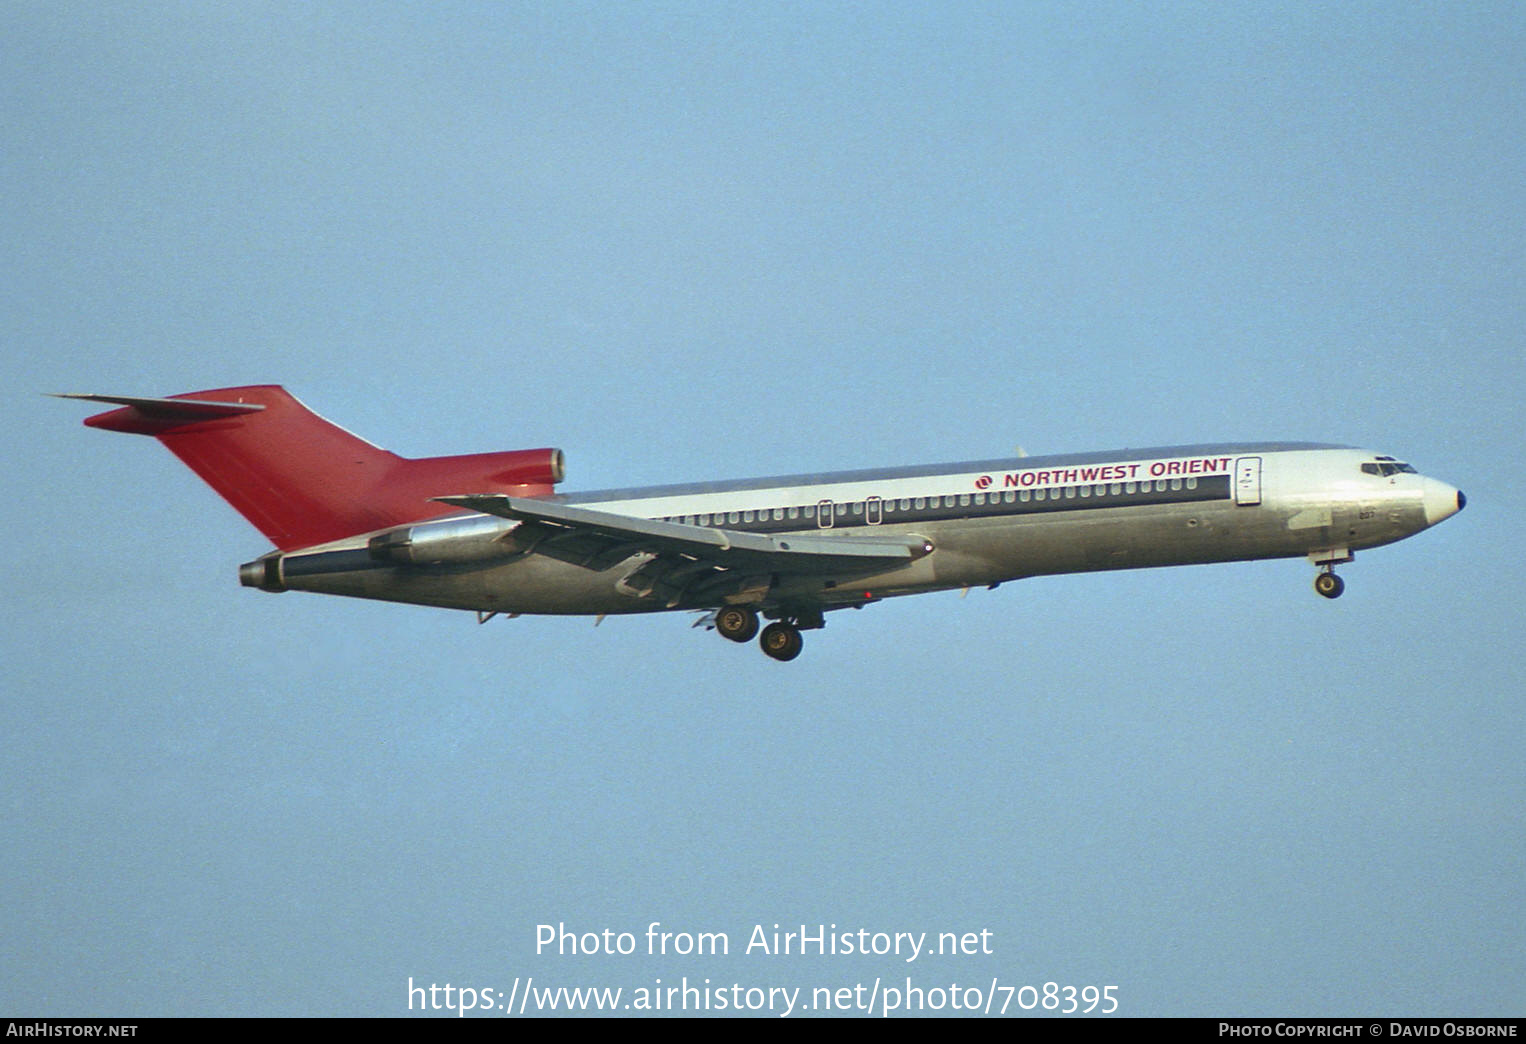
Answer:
1314 572 1345 599
759 622 803 661
715 606 760 643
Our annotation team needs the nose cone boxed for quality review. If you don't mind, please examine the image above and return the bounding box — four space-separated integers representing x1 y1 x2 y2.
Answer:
1422 478 1465 527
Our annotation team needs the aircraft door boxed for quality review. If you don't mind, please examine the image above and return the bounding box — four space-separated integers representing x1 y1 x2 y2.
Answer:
817 499 834 529
1234 456 1262 506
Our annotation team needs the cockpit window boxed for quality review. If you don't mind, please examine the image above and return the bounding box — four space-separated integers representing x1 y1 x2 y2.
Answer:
1362 460 1417 477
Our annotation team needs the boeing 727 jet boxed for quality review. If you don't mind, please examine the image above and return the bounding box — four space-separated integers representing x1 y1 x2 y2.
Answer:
60 385 1465 660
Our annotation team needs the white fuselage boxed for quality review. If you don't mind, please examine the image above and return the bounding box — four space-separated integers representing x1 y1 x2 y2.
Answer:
261 443 1464 616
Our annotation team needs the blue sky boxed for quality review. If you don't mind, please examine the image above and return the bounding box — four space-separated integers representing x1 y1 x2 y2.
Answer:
2 1 1521 1017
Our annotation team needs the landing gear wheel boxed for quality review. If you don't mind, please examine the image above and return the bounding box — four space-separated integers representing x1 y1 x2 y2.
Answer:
715 606 759 643
1314 571 1345 599
759 622 804 661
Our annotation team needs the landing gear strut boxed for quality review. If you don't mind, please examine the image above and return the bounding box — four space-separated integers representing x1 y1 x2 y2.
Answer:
1314 569 1345 599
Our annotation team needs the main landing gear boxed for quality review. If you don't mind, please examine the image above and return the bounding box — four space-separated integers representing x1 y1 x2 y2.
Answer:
711 607 817 661
714 605 760 643
759 621 804 662
1314 568 1345 599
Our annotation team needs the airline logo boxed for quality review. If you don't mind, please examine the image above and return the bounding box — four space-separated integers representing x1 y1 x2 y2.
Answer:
981 455 1234 492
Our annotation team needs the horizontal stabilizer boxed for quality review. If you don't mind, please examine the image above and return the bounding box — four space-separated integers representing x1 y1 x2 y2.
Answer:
54 393 265 433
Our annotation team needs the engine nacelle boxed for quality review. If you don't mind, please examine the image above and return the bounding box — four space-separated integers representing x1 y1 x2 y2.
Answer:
421 447 565 488
239 553 286 592
366 514 521 566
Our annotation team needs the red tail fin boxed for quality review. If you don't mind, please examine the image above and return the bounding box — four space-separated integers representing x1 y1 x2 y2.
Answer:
67 385 563 550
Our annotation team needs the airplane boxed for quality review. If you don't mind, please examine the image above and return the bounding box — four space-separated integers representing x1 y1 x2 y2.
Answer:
59 385 1465 661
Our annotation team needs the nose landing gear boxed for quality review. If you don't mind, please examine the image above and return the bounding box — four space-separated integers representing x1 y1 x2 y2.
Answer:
1314 569 1345 599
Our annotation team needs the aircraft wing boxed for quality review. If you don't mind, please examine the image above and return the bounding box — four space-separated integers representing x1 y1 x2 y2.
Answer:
433 493 931 607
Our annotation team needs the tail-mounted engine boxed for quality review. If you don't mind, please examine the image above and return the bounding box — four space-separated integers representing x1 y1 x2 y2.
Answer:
366 515 523 566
